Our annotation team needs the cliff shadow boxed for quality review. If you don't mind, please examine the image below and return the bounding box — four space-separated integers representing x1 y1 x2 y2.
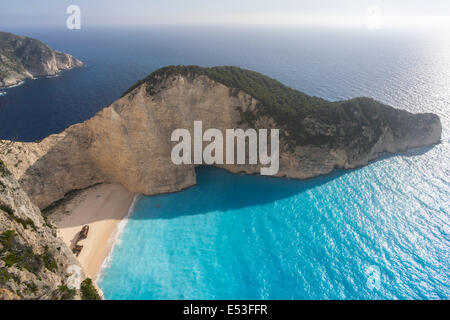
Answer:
19 131 348 224
40 143 440 224
375 144 438 160
126 143 441 221
127 165 351 220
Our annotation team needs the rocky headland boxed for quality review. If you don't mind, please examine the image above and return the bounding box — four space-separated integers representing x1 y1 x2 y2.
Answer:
0 31 83 88
0 66 442 209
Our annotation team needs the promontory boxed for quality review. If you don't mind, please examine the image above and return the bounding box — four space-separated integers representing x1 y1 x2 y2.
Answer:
0 31 83 88
0 66 442 209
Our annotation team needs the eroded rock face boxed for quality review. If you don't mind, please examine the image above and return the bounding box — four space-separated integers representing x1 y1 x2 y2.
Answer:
0 161 83 300
0 32 83 88
0 73 442 209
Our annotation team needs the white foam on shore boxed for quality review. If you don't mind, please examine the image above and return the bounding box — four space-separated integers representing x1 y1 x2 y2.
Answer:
95 194 140 283
4 81 25 89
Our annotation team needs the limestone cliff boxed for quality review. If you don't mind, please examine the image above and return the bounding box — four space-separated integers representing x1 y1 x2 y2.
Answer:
0 158 84 300
0 32 83 88
0 66 442 209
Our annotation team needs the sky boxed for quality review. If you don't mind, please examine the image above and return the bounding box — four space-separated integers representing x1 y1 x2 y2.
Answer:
1 0 449 28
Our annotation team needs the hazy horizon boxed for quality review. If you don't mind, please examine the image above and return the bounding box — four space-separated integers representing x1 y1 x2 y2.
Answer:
1 1 449 30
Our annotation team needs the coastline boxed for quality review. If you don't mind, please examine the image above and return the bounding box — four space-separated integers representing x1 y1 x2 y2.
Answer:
47 183 136 279
96 194 140 282
0 64 86 90
0 80 25 90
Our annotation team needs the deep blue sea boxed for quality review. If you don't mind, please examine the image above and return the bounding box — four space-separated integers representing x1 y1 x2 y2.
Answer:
0 26 448 299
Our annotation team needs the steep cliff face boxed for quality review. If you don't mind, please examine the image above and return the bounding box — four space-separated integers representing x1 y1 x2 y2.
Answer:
0 66 442 209
0 32 83 88
0 160 84 300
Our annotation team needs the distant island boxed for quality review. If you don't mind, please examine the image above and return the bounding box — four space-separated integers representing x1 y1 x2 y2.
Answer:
0 31 83 88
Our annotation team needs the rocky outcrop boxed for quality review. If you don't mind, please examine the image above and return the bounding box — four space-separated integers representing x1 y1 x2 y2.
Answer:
0 32 83 88
0 159 84 299
0 66 442 209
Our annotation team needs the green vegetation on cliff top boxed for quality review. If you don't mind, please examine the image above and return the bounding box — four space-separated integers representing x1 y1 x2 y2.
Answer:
123 65 429 149
123 65 326 114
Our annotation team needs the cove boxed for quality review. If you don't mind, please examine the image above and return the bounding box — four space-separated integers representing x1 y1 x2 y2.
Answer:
98 156 449 300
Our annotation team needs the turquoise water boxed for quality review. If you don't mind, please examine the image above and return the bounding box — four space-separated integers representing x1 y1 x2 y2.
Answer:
99 148 449 299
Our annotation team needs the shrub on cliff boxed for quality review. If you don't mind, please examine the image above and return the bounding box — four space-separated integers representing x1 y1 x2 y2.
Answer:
0 230 42 274
53 283 76 300
80 278 101 300
42 249 57 272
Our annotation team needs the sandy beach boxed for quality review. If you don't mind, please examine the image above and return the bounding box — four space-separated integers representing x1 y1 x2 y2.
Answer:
47 183 136 279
